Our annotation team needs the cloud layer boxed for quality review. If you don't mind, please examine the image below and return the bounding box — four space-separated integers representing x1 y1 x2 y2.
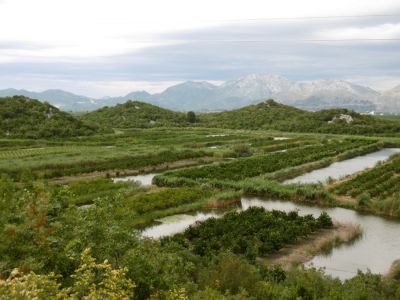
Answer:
1 0 400 96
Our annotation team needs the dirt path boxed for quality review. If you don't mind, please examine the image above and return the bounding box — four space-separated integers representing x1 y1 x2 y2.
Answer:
48 157 217 184
265 222 361 271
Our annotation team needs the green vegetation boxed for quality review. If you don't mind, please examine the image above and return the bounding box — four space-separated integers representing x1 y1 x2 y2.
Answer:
49 177 141 206
126 187 210 214
155 139 375 183
4 96 400 139
33 149 207 179
82 100 189 128
198 100 400 135
187 111 196 123
0 249 135 299
0 96 99 138
1 173 399 299
331 153 400 216
164 207 332 260
2 96 400 299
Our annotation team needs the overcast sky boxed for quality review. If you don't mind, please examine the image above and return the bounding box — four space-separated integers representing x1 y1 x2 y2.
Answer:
1 0 400 97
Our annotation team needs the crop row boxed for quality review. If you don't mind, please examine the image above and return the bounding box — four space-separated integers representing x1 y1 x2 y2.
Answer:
156 139 375 182
0 146 90 159
126 187 211 214
4 149 209 179
331 154 400 199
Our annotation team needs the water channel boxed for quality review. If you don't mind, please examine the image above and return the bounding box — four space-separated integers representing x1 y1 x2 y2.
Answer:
141 197 400 280
284 148 400 184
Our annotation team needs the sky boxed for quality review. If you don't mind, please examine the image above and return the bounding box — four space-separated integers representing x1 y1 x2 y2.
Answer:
0 0 400 97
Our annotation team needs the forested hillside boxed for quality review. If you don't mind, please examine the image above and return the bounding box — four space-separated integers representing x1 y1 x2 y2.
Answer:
82 100 189 128
199 100 400 135
0 96 98 138
80 99 400 135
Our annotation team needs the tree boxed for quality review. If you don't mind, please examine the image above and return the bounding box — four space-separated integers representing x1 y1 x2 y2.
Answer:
187 111 196 123
0 249 135 300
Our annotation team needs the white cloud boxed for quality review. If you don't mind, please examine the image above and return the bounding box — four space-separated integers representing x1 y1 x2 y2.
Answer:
0 0 400 94
314 23 400 40
0 0 399 61
0 74 183 97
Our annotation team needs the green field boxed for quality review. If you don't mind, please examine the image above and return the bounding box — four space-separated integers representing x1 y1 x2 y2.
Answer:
2 103 400 298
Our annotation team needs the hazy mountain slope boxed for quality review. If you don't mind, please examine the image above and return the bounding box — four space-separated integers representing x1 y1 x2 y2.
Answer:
150 81 219 111
139 75 382 112
377 85 400 112
95 91 153 108
0 96 98 138
82 100 189 128
0 88 94 111
1 74 398 112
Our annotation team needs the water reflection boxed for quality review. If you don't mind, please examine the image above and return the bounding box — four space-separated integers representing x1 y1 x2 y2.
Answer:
141 212 218 239
143 197 400 279
242 197 400 280
285 148 400 184
112 173 156 185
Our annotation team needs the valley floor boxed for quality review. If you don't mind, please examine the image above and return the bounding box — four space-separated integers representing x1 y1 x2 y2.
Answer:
1 127 400 299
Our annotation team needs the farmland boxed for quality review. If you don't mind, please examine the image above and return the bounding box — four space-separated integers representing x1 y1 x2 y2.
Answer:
1 125 400 299
330 153 400 216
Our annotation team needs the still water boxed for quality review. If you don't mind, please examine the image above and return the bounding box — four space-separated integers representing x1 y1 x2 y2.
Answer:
242 197 400 280
112 173 156 185
284 148 400 184
141 197 400 280
141 213 218 239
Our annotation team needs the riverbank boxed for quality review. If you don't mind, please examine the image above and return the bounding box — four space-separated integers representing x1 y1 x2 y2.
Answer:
263 222 362 271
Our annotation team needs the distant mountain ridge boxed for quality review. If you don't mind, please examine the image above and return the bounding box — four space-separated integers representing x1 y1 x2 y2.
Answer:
1 74 399 112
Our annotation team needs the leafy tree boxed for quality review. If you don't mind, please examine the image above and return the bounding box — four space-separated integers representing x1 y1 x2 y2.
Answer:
186 111 196 123
0 249 135 300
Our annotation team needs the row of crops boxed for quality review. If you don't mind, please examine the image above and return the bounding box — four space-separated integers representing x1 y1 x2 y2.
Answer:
331 153 400 199
157 139 376 183
0 145 92 159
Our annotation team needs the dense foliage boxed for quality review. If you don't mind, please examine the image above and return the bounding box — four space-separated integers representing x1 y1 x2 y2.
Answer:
198 100 400 135
164 207 332 260
79 99 400 136
1 173 398 299
0 249 135 299
0 96 99 138
127 188 210 214
1 123 400 299
82 100 189 128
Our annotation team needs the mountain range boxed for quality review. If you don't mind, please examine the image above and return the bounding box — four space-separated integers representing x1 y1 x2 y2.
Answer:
1 74 399 113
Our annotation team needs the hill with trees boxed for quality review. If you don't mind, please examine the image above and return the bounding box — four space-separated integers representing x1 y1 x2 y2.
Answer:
79 98 400 135
198 99 400 135
82 100 190 128
0 96 98 138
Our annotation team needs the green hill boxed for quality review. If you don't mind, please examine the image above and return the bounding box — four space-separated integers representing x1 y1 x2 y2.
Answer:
199 100 400 135
80 99 400 135
82 100 189 128
0 96 98 138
